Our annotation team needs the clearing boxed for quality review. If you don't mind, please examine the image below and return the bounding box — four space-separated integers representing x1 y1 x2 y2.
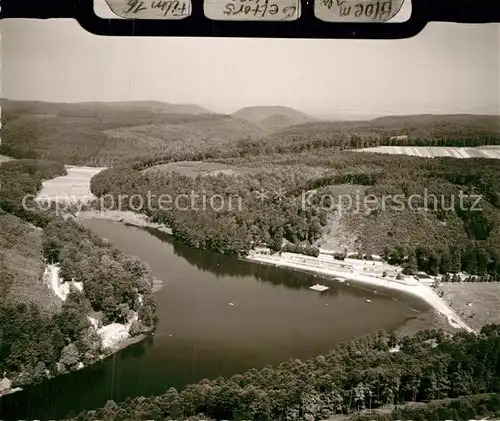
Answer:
36 165 106 203
356 146 500 159
438 282 500 331
142 160 259 178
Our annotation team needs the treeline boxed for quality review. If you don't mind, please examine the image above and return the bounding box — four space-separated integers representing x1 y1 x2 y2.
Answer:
352 394 500 421
386 243 500 278
238 115 500 155
237 134 500 157
68 325 500 421
0 158 158 388
238 114 500 156
281 242 320 257
0 158 67 230
0 158 66 213
441 273 500 283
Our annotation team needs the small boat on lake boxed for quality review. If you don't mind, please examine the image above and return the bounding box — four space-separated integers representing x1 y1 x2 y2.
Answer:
310 283 329 292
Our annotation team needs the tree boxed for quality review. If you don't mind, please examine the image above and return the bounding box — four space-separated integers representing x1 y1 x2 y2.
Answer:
427 252 440 276
462 245 478 275
59 343 80 370
440 250 452 274
389 247 405 265
101 295 118 323
415 246 429 272
157 387 183 419
56 307 90 344
129 320 142 336
476 248 489 275
116 303 131 324
403 250 418 275
450 247 462 273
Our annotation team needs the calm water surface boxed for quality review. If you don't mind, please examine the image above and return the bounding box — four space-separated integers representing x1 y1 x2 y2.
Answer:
0 220 429 420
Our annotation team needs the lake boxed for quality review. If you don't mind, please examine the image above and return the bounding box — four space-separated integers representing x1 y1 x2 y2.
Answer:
0 220 429 420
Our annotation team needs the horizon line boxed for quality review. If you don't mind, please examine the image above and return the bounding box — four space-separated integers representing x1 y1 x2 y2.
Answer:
0 97 498 119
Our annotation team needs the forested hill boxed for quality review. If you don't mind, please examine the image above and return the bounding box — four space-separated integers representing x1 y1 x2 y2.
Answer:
91 152 500 281
0 99 212 119
68 326 500 421
232 105 316 131
245 114 500 154
3 100 498 167
0 100 265 166
0 159 158 390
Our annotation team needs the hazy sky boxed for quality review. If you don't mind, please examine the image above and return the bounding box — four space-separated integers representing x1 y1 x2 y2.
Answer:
1 19 498 116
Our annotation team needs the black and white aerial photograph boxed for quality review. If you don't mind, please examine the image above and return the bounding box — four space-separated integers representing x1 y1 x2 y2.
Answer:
0 17 500 421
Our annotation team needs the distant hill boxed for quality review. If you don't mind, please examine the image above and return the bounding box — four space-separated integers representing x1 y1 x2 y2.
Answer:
0 99 212 121
71 101 213 115
369 113 500 127
232 106 315 131
0 100 266 166
3 100 499 167
259 114 304 132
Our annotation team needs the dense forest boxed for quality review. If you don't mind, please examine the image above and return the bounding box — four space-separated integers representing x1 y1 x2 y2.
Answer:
0 159 157 388
68 326 500 421
89 152 500 278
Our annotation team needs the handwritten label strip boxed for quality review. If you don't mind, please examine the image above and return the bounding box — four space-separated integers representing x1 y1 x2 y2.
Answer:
105 0 192 19
204 0 300 21
315 0 404 22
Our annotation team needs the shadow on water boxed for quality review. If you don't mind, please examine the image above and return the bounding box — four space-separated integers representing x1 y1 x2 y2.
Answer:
141 226 342 295
119 336 151 360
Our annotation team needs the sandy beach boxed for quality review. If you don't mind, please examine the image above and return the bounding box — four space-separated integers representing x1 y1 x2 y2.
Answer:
246 250 474 333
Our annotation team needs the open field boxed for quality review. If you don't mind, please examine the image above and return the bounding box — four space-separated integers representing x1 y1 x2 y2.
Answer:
438 282 500 331
36 165 106 202
142 160 261 178
356 146 500 159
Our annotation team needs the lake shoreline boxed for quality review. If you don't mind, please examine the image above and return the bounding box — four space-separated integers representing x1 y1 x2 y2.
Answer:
73 211 473 335
0 211 163 399
0 333 151 398
245 251 474 334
